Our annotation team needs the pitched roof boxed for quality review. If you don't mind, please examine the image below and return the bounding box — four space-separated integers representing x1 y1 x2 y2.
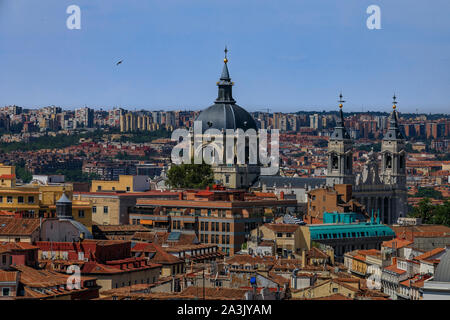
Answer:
0 217 41 236
225 254 275 267
311 293 353 300
413 247 446 262
307 247 329 259
132 242 182 265
0 242 38 251
382 238 413 249
384 264 407 275
0 270 18 282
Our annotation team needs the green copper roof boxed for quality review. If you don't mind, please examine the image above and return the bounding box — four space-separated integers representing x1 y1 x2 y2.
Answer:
308 222 395 241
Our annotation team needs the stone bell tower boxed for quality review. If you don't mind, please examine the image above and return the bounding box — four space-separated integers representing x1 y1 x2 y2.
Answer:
381 95 406 186
326 94 354 186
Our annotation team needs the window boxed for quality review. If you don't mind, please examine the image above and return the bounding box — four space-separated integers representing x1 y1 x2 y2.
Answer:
0 196 3 202
97 186 102 191
226 235 230 244
332 287 338 293
2 255 6 264
103 206 109 214
277 233 283 238
286 233 292 238
2 288 10 296
78 210 85 218
92 206 97 213
126 187 130 192
226 223 230 232
7 196 12 203
28 196 34 204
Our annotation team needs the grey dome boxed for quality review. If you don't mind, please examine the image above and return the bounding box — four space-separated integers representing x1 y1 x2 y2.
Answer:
61 219 93 239
56 193 72 204
434 250 450 282
196 104 258 133
196 51 258 134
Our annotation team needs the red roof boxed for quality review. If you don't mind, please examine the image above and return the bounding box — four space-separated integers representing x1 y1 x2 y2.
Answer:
384 264 407 275
382 239 413 249
413 247 446 262
0 270 18 282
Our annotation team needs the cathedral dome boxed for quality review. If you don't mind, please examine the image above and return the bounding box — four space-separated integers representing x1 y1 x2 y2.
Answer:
195 48 257 133
196 104 257 133
434 250 450 282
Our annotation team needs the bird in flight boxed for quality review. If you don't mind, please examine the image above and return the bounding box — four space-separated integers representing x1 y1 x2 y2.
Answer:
116 59 124 66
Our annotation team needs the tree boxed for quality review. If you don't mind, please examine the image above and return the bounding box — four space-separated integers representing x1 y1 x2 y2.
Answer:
15 164 33 183
415 187 443 200
431 201 450 227
409 198 434 224
166 163 214 189
409 199 450 227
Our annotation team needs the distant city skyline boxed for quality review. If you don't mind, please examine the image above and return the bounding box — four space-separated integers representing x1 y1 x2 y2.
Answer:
0 0 449 113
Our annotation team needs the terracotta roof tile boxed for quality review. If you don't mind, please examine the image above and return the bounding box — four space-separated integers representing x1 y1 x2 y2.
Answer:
413 247 446 262
0 217 41 236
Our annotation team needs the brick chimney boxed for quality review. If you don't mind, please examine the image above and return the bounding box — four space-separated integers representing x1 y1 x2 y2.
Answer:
279 191 285 200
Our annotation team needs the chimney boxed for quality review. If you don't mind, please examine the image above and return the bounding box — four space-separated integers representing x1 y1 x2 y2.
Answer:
301 250 306 268
178 193 183 200
280 191 285 200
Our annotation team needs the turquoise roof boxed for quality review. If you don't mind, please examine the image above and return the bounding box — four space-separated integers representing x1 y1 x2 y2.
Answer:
323 211 367 224
308 223 395 241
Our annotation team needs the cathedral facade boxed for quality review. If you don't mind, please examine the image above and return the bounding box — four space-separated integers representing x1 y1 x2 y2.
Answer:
326 97 408 225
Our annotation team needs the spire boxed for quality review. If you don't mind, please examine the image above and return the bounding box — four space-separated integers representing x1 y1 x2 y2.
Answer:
220 46 230 80
337 93 345 127
215 46 235 104
330 93 350 140
383 94 404 140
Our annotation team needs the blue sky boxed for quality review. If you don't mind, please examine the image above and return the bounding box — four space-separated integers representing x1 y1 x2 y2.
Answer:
0 0 449 113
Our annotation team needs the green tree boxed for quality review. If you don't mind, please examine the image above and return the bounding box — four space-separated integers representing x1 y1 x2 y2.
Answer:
15 164 33 183
431 201 450 227
166 163 214 189
409 198 435 224
415 187 443 200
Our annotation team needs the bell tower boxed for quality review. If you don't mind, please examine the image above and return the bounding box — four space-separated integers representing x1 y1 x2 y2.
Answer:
326 94 354 186
381 95 406 186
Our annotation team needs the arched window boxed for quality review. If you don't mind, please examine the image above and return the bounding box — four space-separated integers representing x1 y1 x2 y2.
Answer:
385 154 392 169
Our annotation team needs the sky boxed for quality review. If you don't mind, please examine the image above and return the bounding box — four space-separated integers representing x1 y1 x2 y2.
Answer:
0 0 449 113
